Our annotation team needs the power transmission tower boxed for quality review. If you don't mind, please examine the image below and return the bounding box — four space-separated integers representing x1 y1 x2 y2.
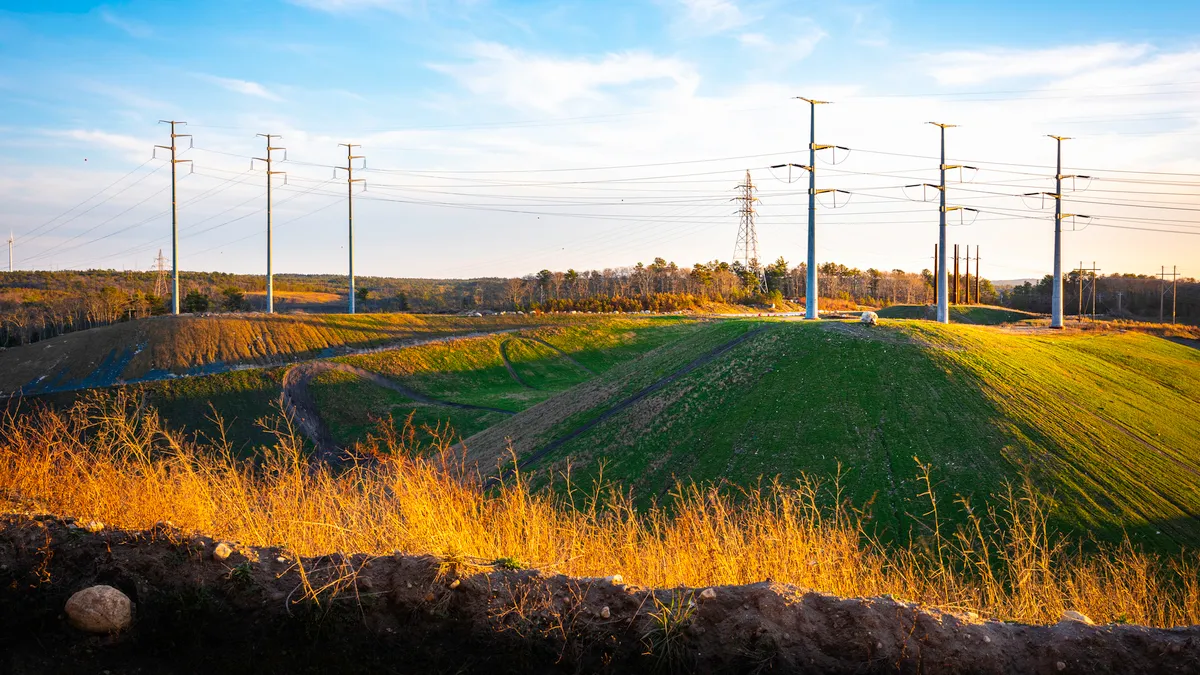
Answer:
335 143 366 314
253 134 286 314
155 120 191 315
1158 266 1180 324
153 249 168 299
1071 262 1099 321
923 123 977 324
732 170 764 292
1036 136 1090 329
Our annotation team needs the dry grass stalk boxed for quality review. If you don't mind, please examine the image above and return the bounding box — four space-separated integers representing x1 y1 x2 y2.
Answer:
1 391 1197 628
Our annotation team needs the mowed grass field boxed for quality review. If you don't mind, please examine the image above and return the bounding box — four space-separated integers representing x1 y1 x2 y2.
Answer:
307 318 704 446
465 319 1200 549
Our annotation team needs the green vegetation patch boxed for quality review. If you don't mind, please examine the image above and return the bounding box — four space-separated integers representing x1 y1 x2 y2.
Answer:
876 304 1038 325
485 319 1200 550
132 368 288 457
306 368 507 447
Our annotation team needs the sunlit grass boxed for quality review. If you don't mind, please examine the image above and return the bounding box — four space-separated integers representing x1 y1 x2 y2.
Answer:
2 392 1197 628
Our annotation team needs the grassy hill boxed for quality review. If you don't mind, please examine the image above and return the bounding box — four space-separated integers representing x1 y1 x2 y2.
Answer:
876 304 1039 324
0 312 593 397
307 318 703 447
464 319 1200 549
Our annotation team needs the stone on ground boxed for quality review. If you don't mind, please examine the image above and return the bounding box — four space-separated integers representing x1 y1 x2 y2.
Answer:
65 585 132 633
860 311 879 326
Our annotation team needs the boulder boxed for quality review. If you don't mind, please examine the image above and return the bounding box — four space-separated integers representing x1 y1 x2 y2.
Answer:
860 311 879 326
65 585 132 634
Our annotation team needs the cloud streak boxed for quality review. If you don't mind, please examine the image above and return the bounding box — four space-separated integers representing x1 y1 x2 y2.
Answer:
430 43 699 113
926 43 1151 86
200 75 284 102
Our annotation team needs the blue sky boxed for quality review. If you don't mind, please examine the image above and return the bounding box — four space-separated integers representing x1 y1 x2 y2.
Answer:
2 0 1198 281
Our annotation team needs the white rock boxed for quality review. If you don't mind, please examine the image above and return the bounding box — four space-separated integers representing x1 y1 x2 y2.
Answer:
603 574 623 585
1057 661 1067 671
599 606 610 619
83 521 104 533
860 311 879 326
699 587 717 601
212 542 234 561
65 585 132 634
1060 610 1094 625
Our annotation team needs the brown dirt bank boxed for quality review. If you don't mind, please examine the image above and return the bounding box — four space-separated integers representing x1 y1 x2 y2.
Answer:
1 516 1197 674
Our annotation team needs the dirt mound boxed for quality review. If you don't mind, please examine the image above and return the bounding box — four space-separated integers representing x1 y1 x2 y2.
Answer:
1 515 1196 674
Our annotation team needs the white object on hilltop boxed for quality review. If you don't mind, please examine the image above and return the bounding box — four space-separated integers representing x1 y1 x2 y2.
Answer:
860 311 879 326
65 585 132 633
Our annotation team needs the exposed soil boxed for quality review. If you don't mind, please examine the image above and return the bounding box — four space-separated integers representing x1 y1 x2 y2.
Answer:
1 515 1197 674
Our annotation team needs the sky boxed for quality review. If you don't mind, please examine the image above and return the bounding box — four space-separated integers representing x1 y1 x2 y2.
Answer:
1 0 1199 282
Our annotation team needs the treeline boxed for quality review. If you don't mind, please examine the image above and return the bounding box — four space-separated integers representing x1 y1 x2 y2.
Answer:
2 258 982 347
1002 273 1199 322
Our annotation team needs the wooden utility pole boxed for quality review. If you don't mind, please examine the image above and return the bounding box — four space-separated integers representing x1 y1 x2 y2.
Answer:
1158 266 1180 324
974 247 981 304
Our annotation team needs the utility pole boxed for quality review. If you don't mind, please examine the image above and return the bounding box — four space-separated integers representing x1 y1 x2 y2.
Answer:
1039 136 1090 329
965 244 972 305
932 244 938 305
953 244 960 304
6 231 12 272
799 97 830 320
1158 266 1180 324
975 247 981 305
925 123 975 323
335 143 365 314
155 120 191 315
253 134 286 314
1116 291 1123 314
1074 262 1085 320
1090 262 1100 320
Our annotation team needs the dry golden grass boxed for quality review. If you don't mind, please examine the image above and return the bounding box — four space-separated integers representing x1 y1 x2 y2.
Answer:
2 392 1197 628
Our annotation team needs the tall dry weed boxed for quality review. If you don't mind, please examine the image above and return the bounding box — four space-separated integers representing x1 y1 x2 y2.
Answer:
1 391 1197 628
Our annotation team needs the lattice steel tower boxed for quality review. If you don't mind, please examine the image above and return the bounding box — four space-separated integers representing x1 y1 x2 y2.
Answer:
153 249 168 299
733 170 759 267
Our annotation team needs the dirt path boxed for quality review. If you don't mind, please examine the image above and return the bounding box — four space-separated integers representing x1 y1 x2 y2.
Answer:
283 361 515 464
497 339 535 389
513 326 767 473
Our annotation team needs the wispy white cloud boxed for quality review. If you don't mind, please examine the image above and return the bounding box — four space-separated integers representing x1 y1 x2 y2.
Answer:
670 0 753 35
98 8 153 39
200 75 284 102
737 19 825 63
927 43 1151 86
429 43 699 113
44 129 149 159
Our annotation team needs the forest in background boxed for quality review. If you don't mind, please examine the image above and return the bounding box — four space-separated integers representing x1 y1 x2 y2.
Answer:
1 256 1192 347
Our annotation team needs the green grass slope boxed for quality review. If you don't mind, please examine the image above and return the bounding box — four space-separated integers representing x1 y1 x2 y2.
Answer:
466 319 1200 549
309 318 705 446
0 312 590 396
876 304 1038 325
